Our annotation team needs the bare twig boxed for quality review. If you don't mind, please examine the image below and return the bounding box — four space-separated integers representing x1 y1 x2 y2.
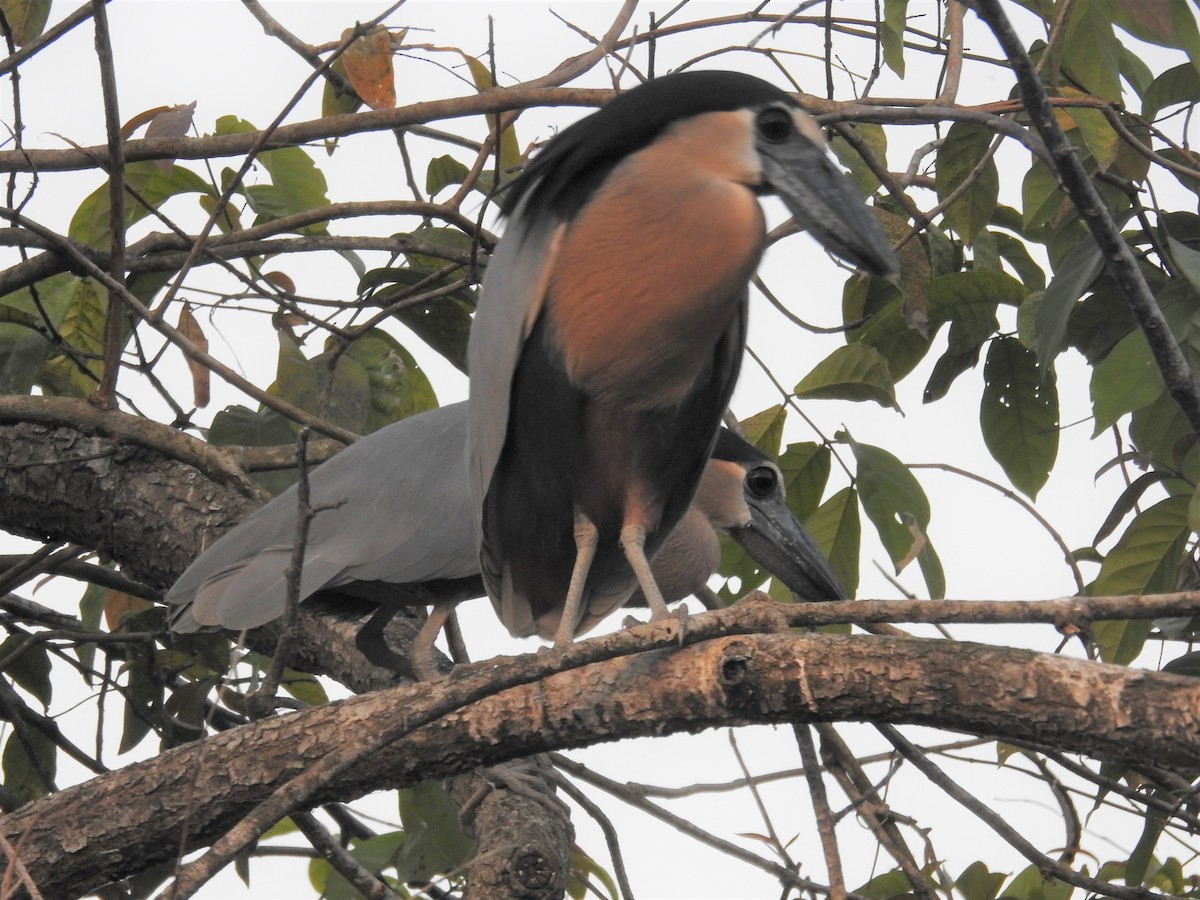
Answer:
793 724 845 900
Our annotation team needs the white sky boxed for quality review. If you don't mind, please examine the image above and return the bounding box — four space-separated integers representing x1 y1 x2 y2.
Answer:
2 1 1196 898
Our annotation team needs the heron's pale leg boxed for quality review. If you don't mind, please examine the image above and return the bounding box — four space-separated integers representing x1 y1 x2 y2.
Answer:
553 513 599 646
411 599 457 681
620 523 671 620
444 608 471 666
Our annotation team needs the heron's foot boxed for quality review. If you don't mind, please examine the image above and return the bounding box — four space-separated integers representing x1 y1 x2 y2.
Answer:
666 603 690 645
355 605 417 679
478 757 570 823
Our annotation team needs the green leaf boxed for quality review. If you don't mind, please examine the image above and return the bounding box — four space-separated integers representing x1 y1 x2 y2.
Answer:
1090 328 1165 435
404 224 474 269
1111 0 1200 75
804 487 861 597
322 58 363 116
1091 495 1190 664
119 650 161 753
1034 235 1105 367
1126 803 1167 886
980 337 1059 499
956 861 1007 900
994 232 1046 291
738 404 787 456
935 122 999 245
830 123 887 197
362 265 477 373
0 273 76 395
215 116 330 230
207 404 299 496
280 669 328 707
1130 390 1200 487
1061 0 1123 102
1001 864 1073 900
0 0 51 46
1115 43 1154 98
426 154 471 196
397 780 476 881
1166 235 1200 294
924 310 999 403
40 278 108 397
459 53 522 181
778 441 832 524
311 832 406 900
568 846 620 900
845 277 933 382
1021 159 1068 234
0 636 51 707
794 343 899 410
1065 279 1138 364
2 727 55 805
880 0 908 77
854 868 914 900
69 162 213 249
331 329 438 433
1163 649 1200 677
1095 472 1177 545
845 434 937 588
1056 89 1119 170
1142 63 1200 122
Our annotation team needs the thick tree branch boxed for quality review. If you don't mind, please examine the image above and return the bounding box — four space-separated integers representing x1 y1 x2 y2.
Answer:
4 628 1199 898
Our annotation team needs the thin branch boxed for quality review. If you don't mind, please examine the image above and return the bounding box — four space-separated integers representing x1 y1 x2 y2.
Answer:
90 0 124 406
292 811 403 900
879 724 1175 900
793 724 845 900
908 461 1085 593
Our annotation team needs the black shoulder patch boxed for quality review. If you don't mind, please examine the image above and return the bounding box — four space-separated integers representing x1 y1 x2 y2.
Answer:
503 71 796 220
712 426 771 466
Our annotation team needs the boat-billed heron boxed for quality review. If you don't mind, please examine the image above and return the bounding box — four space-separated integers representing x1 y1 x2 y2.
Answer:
468 70 894 645
166 401 843 674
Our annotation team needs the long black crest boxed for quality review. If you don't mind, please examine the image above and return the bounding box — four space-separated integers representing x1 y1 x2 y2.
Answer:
502 70 797 221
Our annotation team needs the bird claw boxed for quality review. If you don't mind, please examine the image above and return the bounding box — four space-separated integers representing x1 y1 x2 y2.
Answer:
674 604 689 645
481 757 571 823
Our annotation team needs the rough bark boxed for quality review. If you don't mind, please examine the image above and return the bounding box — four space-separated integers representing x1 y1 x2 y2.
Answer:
0 405 261 592
0 406 571 898
3 629 1198 897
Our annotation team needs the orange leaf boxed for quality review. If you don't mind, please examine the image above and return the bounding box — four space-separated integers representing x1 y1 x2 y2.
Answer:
264 271 296 295
177 303 211 408
103 591 154 631
340 26 395 111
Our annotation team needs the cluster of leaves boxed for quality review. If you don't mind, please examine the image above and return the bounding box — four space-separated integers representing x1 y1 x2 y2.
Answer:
718 2 1200 675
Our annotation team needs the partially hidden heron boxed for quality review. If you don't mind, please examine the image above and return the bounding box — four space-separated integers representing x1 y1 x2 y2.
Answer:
167 401 844 677
468 70 895 645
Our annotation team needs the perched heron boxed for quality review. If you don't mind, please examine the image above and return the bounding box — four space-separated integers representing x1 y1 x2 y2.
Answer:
468 70 895 645
167 401 843 676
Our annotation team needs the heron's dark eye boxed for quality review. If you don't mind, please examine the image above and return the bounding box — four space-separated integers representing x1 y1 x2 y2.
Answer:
745 466 778 498
756 107 794 143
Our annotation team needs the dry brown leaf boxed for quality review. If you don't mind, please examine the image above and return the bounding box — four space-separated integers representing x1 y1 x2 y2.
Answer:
340 26 396 111
178 303 211 408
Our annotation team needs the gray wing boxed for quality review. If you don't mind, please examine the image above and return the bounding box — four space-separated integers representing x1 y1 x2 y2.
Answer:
168 402 479 632
466 207 564 544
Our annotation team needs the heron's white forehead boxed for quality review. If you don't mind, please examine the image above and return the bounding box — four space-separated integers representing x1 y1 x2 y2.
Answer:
788 107 828 148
